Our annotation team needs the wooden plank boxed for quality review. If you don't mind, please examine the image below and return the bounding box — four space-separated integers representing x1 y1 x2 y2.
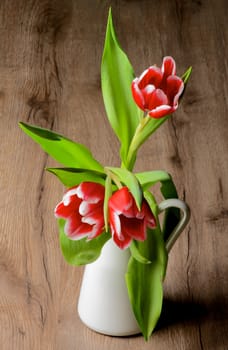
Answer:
0 0 227 349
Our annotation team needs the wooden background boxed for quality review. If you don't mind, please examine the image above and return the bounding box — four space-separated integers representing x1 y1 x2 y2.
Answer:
0 0 227 349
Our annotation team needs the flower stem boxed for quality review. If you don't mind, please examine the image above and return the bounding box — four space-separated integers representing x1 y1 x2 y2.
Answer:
125 114 151 171
104 168 122 189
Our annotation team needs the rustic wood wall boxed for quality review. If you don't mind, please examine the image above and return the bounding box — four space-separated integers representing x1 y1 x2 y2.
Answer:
0 0 227 349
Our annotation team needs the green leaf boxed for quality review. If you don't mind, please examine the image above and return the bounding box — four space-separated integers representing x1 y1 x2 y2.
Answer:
160 176 180 242
126 257 164 340
101 8 139 163
46 168 106 187
182 66 192 84
129 240 151 265
103 174 113 231
135 170 180 242
143 190 159 218
59 219 111 265
160 177 178 199
178 66 192 105
135 170 172 190
19 122 104 172
126 191 168 340
107 166 142 210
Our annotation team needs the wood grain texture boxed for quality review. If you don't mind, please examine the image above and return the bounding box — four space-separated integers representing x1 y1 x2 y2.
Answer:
0 0 227 349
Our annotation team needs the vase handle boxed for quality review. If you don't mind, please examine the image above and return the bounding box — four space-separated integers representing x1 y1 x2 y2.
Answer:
158 199 191 253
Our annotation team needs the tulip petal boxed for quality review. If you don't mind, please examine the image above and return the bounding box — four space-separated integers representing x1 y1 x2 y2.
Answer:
148 105 173 119
166 76 184 106
55 182 105 241
76 182 105 203
131 80 145 110
138 66 163 89
120 215 147 241
108 187 133 215
113 231 132 250
66 213 104 240
147 89 168 111
55 202 69 218
142 85 155 110
87 224 104 240
137 67 150 87
161 56 176 76
131 56 183 119
146 215 157 229
109 209 121 236
79 200 92 216
54 195 81 219
79 200 103 217
62 187 78 205
64 213 89 237
108 188 156 249
142 202 157 228
82 205 104 226
143 84 155 95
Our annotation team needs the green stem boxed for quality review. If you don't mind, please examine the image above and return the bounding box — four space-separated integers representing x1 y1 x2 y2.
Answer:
124 115 151 171
104 168 122 189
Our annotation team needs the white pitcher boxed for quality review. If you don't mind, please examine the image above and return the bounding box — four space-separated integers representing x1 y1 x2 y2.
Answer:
78 198 190 336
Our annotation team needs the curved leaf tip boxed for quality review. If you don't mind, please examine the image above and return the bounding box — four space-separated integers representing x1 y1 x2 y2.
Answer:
101 8 138 164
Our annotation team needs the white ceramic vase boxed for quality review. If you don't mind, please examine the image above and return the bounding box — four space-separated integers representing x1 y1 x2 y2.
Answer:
77 198 190 336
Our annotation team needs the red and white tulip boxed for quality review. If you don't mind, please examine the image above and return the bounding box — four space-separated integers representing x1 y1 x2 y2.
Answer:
108 187 156 249
131 56 184 119
55 182 105 240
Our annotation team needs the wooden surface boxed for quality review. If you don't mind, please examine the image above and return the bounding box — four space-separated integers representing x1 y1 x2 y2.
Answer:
0 0 227 349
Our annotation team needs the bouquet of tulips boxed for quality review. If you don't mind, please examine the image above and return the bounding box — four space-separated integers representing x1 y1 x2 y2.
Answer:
19 9 191 340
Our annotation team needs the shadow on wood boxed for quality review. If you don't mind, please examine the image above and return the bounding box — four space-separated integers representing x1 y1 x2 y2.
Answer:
158 297 227 329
